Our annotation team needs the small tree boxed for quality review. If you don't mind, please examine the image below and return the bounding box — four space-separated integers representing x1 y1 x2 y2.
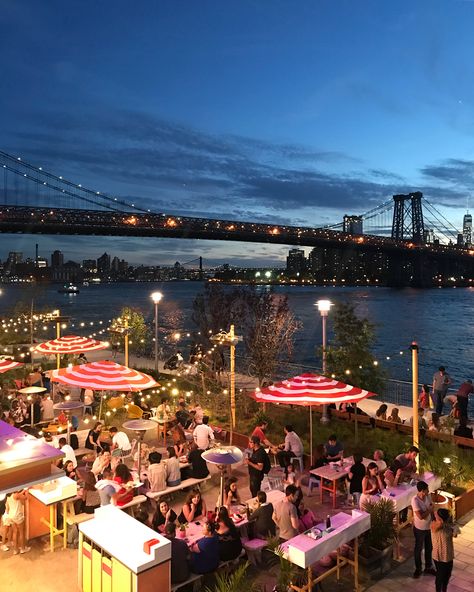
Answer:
111 307 150 357
241 290 301 387
324 302 385 393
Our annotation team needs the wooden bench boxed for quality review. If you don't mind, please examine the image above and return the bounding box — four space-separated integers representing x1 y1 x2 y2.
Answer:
146 475 212 503
454 435 474 449
66 512 94 526
171 573 203 592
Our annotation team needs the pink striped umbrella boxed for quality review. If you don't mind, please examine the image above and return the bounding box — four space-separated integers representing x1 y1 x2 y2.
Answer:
51 360 158 392
0 359 24 373
34 335 109 355
253 373 375 406
252 373 376 460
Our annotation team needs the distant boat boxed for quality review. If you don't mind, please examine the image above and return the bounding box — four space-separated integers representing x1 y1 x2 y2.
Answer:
58 284 80 294
83 281 89 286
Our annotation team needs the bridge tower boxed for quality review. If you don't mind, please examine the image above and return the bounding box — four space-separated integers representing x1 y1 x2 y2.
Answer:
391 191 425 244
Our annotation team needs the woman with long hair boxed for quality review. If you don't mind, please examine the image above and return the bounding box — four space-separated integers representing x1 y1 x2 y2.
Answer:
178 489 207 523
215 506 242 561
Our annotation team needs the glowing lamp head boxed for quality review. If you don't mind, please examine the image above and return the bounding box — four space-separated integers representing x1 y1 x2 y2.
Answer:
151 291 163 304
316 299 332 315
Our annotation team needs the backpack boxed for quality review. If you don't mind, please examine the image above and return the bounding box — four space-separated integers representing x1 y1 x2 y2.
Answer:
262 451 271 475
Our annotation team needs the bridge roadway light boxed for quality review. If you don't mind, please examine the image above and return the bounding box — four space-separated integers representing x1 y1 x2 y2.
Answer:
151 292 163 373
316 299 333 424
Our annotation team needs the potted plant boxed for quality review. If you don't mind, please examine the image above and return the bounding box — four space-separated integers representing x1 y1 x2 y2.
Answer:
359 498 397 579
267 537 299 592
178 523 187 539
204 561 258 592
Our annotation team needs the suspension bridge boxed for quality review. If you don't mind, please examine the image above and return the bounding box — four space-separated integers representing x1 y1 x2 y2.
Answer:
0 150 473 287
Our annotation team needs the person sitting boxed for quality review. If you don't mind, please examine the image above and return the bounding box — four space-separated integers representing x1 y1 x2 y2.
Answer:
109 426 132 455
283 463 299 486
69 426 79 450
347 452 366 507
273 484 300 541
164 522 191 585
79 471 101 514
359 462 384 509
85 422 104 453
375 404 388 421
308 444 328 494
95 467 120 506
324 434 344 462
409 408 428 431
191 403 204 426
152 500 177 533
187 442 210 479
91 450 112 479
147 452 167 493
64 460 77 480
189 521 219 574
276 425 304 471
157 398 171 419
419 384 431 410
298 500 319 532
166 447 181 487
58 437 77 468
179 490 207 524
373 449 387 472
27 367 43 387
251 419 274 448
454 416 473 439
387 407 402 423
248 491 276 538
216 506 242 561
175 401 192 429
112 463 134 507
428 412 442 432
395 445 419 480
224 477 241 509
41 396 54 422
171 423 187 457
383 459 404 487
193 415 215 450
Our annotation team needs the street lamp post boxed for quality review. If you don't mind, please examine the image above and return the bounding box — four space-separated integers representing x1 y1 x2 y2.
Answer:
151 292 163 373
316 299 332 424
411 341 420 469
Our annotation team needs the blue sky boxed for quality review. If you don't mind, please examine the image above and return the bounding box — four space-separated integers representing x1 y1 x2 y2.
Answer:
1 0 474 265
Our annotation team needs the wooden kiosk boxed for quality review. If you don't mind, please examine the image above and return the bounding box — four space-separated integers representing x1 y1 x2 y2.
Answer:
79 505 171 592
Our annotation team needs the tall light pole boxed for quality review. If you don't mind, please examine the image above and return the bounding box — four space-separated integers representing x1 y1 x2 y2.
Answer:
411 341 420 469
316 299 332 424
151 292 163 373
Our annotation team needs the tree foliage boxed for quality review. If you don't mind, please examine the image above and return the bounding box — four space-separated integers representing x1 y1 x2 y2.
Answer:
111 307 150 356
192 285 301 387
324 302 386 393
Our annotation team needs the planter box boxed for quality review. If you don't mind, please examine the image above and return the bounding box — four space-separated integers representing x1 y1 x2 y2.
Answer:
454 486 474 519
359 545 393 580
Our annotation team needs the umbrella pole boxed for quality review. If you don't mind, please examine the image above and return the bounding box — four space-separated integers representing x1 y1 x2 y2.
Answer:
98 391 104 422
309 405 313 466
30 401 34 427
354 402 358 442
219 466 225 510
67 415 71 445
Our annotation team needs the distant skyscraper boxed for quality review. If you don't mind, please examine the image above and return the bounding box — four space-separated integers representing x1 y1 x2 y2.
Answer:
463 212 472 246
51 250 64 268
343 215 363 235
286 248 306 275
97 252 111 276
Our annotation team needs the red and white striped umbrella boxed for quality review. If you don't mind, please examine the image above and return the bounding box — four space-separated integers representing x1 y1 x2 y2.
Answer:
253 373 375 406
0 359 24 373
51 360 158 392
35 335 109 355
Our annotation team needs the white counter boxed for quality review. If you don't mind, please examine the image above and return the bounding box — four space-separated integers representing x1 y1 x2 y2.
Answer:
29 476 77 506
281 510 371 569
79 505 171 574
380 471 442 511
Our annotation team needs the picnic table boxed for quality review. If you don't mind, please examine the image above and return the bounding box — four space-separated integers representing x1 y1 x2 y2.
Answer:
309 456 372 508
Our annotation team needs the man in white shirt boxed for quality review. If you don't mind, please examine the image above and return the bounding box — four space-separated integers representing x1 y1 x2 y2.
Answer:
193 416 215 450
58 437 77 468
109 427 132 453
41 397 54 422
411 480 436 578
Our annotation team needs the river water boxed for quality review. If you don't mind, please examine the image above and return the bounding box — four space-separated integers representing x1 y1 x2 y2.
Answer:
1 282 473 386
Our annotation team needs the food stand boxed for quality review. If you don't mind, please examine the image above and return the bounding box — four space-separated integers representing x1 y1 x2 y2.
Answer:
280 509 371 592
79 505 171 592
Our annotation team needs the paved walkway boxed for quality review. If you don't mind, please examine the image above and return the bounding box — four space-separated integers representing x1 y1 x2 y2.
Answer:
366 509 474 592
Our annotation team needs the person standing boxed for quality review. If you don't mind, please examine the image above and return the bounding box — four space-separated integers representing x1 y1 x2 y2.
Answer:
245 436 269 497
432 367 452 416
431 508 458 592
411 481 436 578
455 379 473 421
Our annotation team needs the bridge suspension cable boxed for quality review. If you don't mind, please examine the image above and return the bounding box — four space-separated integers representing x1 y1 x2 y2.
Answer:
0 150 153 214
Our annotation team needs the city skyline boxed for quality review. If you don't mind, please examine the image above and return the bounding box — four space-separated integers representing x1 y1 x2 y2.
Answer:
2 2 474 264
